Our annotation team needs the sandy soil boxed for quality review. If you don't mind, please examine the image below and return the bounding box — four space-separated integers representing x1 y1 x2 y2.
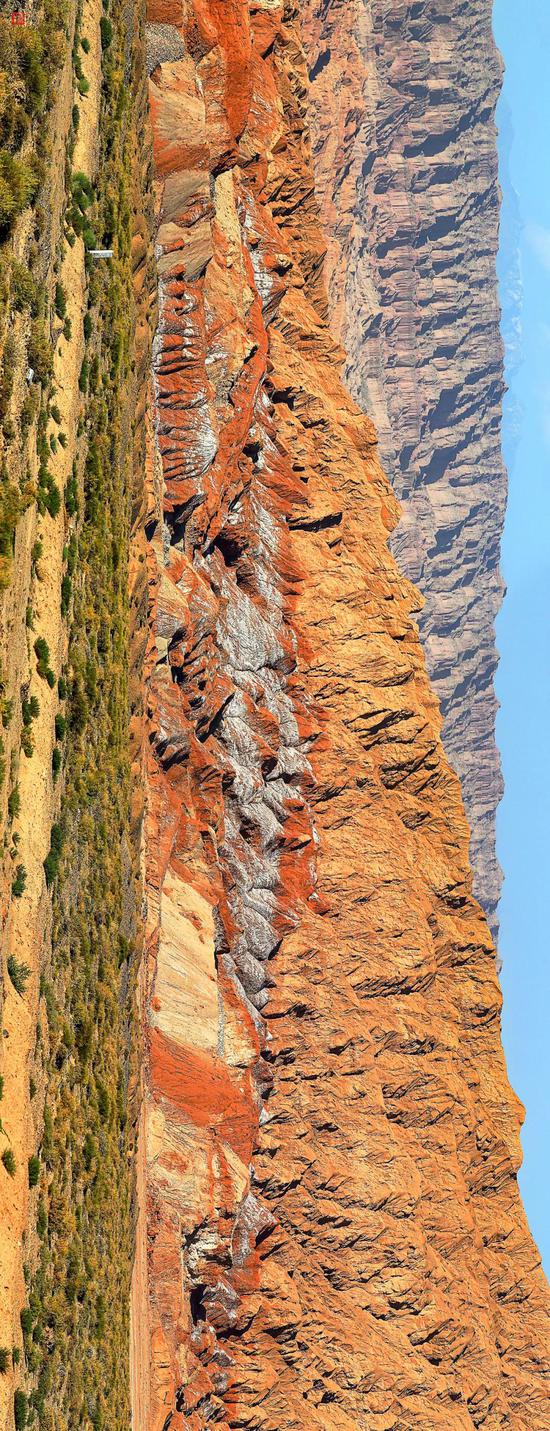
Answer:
0 0 103 1419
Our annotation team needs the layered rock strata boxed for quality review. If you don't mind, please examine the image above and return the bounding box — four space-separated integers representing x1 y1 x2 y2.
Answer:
301 0 506 938
132 3 549 1427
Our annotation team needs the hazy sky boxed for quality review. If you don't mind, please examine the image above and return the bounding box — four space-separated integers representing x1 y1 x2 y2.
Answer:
493 0 550 1273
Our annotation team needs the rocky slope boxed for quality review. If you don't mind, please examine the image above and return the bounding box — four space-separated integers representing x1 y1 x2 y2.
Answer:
301 0 506 939
131 3 549 1428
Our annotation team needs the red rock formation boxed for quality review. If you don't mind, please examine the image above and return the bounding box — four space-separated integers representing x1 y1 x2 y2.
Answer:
132 3 549 1427
301 0 506 939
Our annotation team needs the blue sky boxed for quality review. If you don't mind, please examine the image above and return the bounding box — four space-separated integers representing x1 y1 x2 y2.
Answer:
493 0 550 1274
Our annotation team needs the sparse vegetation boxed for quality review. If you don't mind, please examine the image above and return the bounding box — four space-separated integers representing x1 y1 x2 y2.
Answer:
0 4 144 1426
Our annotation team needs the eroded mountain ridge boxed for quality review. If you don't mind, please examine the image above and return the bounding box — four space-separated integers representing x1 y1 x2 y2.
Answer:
302 0 506 938
130 2 549 1428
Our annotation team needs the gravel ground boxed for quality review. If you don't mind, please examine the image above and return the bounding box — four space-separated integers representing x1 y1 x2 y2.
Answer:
146 22 185 75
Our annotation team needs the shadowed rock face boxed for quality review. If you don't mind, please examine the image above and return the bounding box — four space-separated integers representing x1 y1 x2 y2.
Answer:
301 0 506 939
132 2 549 1427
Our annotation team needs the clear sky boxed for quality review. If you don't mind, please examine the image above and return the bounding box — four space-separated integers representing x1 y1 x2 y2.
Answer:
493 0 550 1274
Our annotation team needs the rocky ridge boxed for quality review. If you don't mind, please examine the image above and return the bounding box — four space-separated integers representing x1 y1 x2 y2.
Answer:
301 0 506 938
131 2 549 1428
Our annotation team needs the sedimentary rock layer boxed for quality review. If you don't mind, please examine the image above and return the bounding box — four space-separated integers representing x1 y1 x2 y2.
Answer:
132 3 549 1427
301 0 506 938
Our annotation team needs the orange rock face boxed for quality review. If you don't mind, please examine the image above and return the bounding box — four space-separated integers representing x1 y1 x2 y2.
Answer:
133 3 549 1428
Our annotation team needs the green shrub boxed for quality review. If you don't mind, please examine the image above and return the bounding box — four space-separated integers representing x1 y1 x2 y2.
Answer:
0 1347 8 1373
28 1156 40 1188
65 471 78 516
45 482 61 518
44 826 63 885
52 746 61 778
21 728 33 758
71 170 93 204
55 714 66 740
12 264 40 314
8 955 31 993
100 15 113 49
83 311 92 341
60 574 71 616
79 359 88 392
54 282 67 318
2 1149 16 1176
0 151 40 232
27 319 52 386
58 676 67 700
22 695 39 726
11 865 27 898
8 785 20 820
20 1308 32 1336
14 1388 28 1428
34 637 50 676
81 35 90 53
49 403 61 425
0 338 15 421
